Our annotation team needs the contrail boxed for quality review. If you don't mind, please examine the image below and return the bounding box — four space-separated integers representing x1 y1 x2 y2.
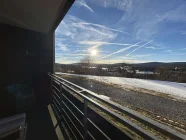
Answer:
79 22 129 34
100 41 143 59
126 40 153 56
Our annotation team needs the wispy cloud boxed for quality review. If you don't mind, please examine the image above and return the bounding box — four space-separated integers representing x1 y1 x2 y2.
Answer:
56 15 118 43
89 0 132 11
58 45 69 51
55 57 80 64
55 52 88 62
67 53 89 56
181 31 186 35
170 52 186 56
180 48 186 50
117 0 186 42
145 46 156 49
55 42 69 51
153 12 160 18
55 37 69 52
95 56 150 64
79 41 135 46
131 54 155 58
74 50 87 53
163 52 186 56
55 0 186 64
126 40 153 56
165 50 173 53
145 46 165 50
75 22 128 34
75 0 94 12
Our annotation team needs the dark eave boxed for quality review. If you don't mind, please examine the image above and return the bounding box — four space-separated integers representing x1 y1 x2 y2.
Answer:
0 0 75 34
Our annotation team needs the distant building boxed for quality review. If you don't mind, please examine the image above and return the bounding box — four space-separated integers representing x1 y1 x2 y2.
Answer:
102 67 109 71
135 70 154 75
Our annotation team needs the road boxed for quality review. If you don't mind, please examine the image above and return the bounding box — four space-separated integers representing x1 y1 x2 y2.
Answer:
59 74 186 130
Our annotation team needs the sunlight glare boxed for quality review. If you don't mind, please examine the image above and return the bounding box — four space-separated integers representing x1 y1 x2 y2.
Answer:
91 49 97 56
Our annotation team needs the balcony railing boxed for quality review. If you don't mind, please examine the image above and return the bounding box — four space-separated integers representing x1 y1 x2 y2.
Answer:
49 74 186 140
0 113 27 140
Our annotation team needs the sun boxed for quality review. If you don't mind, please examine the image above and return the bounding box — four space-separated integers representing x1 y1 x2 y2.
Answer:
91 49 97 56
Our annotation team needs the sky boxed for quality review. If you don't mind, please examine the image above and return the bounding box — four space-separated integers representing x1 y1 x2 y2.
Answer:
55 0 186 64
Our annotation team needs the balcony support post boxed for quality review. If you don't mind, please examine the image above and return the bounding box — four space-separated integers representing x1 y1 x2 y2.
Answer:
83 99 88 140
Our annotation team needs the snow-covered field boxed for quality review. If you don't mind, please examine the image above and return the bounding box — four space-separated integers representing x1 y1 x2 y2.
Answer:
57 73 186 101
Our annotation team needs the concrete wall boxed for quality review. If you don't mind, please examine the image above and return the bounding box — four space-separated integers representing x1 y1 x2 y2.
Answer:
0 24 54 116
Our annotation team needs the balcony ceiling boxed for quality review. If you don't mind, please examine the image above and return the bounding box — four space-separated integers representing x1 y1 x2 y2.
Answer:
0 0 74 34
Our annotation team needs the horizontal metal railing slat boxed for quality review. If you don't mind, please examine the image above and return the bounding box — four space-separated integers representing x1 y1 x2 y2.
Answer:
50 74 186 140
53 94 80 140
61 84 131 140
53 75 186 139
60 86 113 140
51 74 155 139
59 79 157 140
53 83 96 140
61 107 84 140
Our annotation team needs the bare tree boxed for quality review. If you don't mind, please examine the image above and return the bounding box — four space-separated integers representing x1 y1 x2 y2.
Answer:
80 55 93 68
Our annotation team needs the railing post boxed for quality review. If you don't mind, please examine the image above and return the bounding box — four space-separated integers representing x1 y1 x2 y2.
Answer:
50 77 53 94
83 99 88 140
59 84 63 109
60 84 62 94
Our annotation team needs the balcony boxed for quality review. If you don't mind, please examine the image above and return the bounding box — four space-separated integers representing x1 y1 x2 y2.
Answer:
0 0 186 139
0 75 186 140
48 74 186 140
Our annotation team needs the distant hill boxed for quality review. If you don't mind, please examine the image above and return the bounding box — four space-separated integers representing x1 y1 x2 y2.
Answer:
131 62 186 69
55 62 186 69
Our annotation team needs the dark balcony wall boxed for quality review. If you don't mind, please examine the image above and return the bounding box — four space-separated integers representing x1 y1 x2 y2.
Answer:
0 24 54 117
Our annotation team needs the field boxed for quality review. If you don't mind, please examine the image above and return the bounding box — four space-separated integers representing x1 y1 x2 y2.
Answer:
57 73 186 131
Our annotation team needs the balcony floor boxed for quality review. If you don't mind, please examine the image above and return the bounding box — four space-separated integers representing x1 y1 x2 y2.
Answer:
26 105 58 140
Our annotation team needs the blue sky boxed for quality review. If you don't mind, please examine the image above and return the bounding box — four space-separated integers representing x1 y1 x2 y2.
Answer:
55 0 186 64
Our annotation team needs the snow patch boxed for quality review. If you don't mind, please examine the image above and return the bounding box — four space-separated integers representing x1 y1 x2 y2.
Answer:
98 95 110 100
58 73 186 101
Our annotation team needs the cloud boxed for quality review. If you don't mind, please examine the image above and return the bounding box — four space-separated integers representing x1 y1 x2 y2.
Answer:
117 0 186 42
181 31 186 35
180 48 186 50
55 43 69 52
145 46 165 50
55 15 128 64
58 45 68 51
79 41 135 46
59 53 89 57
164 5 186 23
55 36 69 52
56 15 118 43
130 54 155 58
126 40 153 56
95 56 150 64
165 50 173 53
170 52 186 56
75 0 94 12
72 22 116 40
55 57 79 64
153 12 160 18
55 52 88 64
74 50 87 53
162 52 186 56
55 0 186 64
89 0 132 11
76 22 129 34
145 46 156 49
